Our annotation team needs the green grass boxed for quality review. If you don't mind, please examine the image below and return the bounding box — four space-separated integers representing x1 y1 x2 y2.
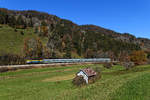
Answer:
111 70 150 100
0 64 150 100
0 25 48 55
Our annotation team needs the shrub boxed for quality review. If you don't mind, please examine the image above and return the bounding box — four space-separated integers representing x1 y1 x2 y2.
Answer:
89 67 101 83
14 29 18 32
0 67 9 73
94 67 101 74
103 63 113 69
88 67 102 84
72 76 86 87
121 62 135 70
112 62 119 65
0 53 25 65
147 59 150 64
20 31 24 35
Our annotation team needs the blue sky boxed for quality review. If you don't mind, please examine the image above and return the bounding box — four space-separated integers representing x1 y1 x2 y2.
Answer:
0 0 150 38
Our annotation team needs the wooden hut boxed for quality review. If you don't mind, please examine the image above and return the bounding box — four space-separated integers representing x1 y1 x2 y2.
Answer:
77 68 97 84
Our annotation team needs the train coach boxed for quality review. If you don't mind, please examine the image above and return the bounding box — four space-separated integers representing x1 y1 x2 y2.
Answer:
26 58 111 64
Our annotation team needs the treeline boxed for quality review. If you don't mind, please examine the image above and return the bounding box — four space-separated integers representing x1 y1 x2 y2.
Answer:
0 53 25 65
0 8 58 29
0 9 31 28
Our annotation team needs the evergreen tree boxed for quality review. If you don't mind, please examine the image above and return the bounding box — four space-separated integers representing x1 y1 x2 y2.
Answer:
64 35 72 58
16 15 25 28
0 15 5 24
41 20 47 26
8 16 16 28
28 18 33 27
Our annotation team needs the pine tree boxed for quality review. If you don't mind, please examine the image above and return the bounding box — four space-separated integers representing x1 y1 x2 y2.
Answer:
41 20 47 26
8 16 16 28
16 15 25 28
0 15 5 24
28 18 33 27
64 35 72 58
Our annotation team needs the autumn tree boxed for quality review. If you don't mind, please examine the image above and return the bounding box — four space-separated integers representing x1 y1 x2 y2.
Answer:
40 21 48 36
42 46 51 58
118 51 130 62
41 26 48 36
24 37 43 59
8 16 16 28
145 50 150 59
85 49 95 58
130 50 147 65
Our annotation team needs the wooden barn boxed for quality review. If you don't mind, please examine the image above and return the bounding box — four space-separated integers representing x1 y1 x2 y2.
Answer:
77 68 97 84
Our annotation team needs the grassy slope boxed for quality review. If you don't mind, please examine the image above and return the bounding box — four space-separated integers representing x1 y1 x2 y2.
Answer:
0 25 48 55
0 25 80 58
0 64 150 100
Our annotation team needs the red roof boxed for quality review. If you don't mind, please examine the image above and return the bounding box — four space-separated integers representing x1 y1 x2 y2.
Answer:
81 68 97 77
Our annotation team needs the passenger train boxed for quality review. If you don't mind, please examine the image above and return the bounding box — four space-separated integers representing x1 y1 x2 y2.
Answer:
26 58 111 64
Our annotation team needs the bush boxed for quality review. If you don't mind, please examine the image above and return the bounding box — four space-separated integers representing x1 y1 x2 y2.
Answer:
94 67 101 74
72 76 86 87
88 67 101 83
147 59 150 64
94 67 101 78
0 53 25 65
0 67 19 73
0 67 9 73
14 29 18 32
103 63 113 69
112 62 119 65
20 31 24 35
121 62 135 70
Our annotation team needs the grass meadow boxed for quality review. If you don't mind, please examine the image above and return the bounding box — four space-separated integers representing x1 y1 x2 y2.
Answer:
0 64 150 100
0 25 47 55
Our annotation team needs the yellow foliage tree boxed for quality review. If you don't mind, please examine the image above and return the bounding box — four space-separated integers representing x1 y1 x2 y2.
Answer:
130 50 147 65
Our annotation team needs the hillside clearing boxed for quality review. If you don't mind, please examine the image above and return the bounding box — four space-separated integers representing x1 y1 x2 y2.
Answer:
0 25 47 55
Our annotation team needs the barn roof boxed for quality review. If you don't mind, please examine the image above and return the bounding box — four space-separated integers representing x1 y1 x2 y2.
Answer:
81 68 97 77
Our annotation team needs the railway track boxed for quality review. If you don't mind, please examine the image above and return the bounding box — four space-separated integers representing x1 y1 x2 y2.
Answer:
0 63 68 68
0 63 89 68
0 62 98 73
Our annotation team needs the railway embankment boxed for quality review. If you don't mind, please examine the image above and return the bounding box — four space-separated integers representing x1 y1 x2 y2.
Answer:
0 62 98 73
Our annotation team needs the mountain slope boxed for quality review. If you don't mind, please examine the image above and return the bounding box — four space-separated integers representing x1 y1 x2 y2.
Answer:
0 8 149 59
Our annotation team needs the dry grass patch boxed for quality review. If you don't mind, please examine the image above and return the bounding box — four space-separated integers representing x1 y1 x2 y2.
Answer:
43 74 75 82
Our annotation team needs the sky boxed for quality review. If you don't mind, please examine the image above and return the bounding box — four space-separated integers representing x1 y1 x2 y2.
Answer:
0 0 150 38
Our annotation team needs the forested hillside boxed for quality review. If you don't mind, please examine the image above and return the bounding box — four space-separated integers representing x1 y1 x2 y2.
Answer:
0 8 150 60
